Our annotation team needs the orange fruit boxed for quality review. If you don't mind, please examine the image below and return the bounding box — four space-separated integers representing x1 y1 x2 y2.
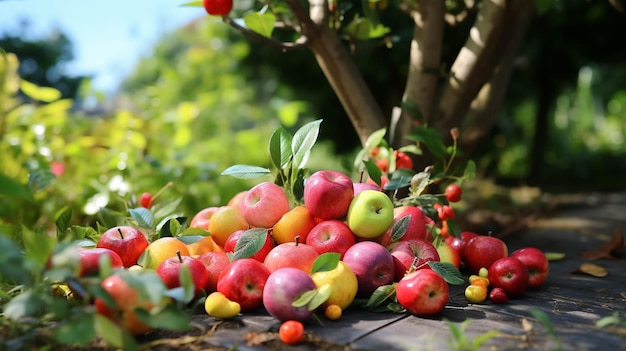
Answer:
208 206 248 247
271 206 316 244
187 236 224 256
142 237 190 270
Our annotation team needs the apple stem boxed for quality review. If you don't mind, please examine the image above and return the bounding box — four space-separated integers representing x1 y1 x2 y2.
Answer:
294 235 300 246
117 228 124 240
176 250 183 263
359 169 365 183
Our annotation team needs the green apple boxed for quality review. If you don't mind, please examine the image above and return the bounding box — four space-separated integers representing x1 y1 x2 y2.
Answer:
346 190 394 239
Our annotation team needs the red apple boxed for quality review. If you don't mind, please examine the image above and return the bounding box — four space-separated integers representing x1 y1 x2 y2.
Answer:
263 240 320 273
377 206 429 247
342 241 395 296
463 235 508 274
305 219 356 259
396 269 449 316
445 231 478 263
96 226 149 268
156 251 210 298
434 240 461 270
240 182 291 228
94 272 154 335
303 170 354 220
262 267 318 322
188 206 220 230
510 247 549 288
387 239 440 281
197 251 231 292
77 247 124 277
217 258 271 311
487 256 529 298
223 229 275 263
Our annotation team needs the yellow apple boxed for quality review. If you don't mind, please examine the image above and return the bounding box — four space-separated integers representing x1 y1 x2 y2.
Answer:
205 292 241 319
310 261 358 309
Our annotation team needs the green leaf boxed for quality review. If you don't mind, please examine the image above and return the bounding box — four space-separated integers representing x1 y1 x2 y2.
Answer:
445 219 462 238
55 208 72 238
180 227 210 236
221 165 272 179
20 79 62 102
176 235 206 245
401 99 423 123
354 128 387 169
136 305 191 330
53 313 96 346
345 15 372 40
310 252 341 274
0 235 33 284
178 265 195 304
390 215 410 242
407 127 446 160
291 119 322 169
463 160 476 180
94 314 126 349
169 217 181 237
156 215 187 237
291 289 318 308
179 1 203 6
383 169 414 191
409 171 430 196
129 207 154 229
471 330 500 349
428 261 464 285
28 170 56 192
232 228 268 260
3 289 43 320
0 172 33 201
269 127 293 170
364 284 396 308
529 309 556 336
545 252 565 261
243 12 276 38
308 284 332 311
363 160 382 186
152 196 183 221
22 225 56 266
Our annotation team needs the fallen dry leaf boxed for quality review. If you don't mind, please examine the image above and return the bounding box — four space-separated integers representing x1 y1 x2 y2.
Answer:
582 229 625 260
573 263 608 277
245 332 277 346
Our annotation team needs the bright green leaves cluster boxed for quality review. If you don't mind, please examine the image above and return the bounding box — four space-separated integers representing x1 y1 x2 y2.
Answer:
290 253 340 311
222 119 322 205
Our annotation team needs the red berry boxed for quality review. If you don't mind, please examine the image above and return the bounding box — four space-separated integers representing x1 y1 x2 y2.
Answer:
376 158 389 173
437 205 455 221
139 192 153 209
489 287 508 304
445 184 463 203
394 150 413 170
203 0 233 16
279 320 305 345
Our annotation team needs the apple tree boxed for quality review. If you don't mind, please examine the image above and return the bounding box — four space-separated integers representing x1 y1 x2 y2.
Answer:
194 0 540 168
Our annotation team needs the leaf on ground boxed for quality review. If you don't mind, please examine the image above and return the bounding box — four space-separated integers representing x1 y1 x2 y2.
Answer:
245 332 277 346
545 252 565 261
572 263 608 277
581 229 625 260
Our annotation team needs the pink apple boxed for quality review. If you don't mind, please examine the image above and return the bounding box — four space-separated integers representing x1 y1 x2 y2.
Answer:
353 182 380 196
342 241 395 296
445 231 478 263
223 229 275 263
305 219 356 259
510 247 549 288
489 287 508 304
304 170 354 220
396 269 449 316
241 182 290 228
387 239 440 281
96 226 149 268
217 258 271 312
77 247 124 277
463 235 508 274
197 251 231 292
377 206 429 247
434 240 461 270
488 256 529 298
156 252 210 298
262 268 318 322
188 206 220 230
263 241 320 273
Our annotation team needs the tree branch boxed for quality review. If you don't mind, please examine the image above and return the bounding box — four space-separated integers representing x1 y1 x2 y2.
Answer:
392 0 445 147
222 17 308 52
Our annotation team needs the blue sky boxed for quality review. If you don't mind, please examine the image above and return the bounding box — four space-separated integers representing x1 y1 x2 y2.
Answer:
0 0 204 92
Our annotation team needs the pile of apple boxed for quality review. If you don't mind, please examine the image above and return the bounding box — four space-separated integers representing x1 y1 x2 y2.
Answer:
63 166 549 340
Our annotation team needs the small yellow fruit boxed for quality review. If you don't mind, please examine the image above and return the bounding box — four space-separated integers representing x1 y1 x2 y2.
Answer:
128 264 144 272
311 261 358 310
478 267 489 278
205 292 241 319
324 304 342 320
469 275 489 288
465 284 487 303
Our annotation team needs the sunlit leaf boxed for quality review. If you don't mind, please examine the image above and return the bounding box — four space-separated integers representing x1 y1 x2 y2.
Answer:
463 160 476 180
364 284 396 308
94 314 125 349
291 119 322 169
310 252 341 274
22 225 56 266
53 313 96 346
410 171 430 196
545 252 565 261
573 263 607 277
292 289 318 308
156 215 187 237
20 79 62 102
179 1 203 6
244 12 276 38
269 127 292 170
308 284 332 311
129 207 154 229
428 261 464 285
221 164 272 179
232 228 268 260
